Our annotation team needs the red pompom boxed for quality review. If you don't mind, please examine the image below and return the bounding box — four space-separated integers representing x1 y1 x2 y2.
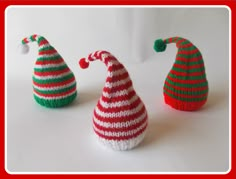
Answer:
79 58 89 69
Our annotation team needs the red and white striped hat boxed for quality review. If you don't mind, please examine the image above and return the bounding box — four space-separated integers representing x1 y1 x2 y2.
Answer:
79 50 148 151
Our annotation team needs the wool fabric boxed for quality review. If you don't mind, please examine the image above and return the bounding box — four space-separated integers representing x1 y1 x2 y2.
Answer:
154 37 208 111
79 50 148 151
21 34 77 108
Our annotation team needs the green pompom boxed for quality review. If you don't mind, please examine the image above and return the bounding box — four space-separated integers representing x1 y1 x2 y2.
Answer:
154 39 166 52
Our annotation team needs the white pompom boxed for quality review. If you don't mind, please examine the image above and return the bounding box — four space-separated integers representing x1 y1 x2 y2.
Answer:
19 44 29 54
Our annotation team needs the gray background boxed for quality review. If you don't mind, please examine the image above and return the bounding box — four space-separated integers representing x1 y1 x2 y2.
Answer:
6 6 230 173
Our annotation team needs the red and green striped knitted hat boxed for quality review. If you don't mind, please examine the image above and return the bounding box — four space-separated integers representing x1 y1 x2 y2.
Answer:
20 34 77 108
153 37 208 111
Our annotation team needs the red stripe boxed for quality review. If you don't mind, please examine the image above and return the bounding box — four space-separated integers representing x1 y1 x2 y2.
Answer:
176 55 203 63
38 49 57 55
35 58 64 65
164 86 208 99
33 76 75 88
101 90 136 103
104 57 118 66
34 86 76 98
176 39 186 47
106 72 129 83
164 80 208 92
94 121 147 141
170 69 205 77
94 104 146 122
97 51 110 59
23 38 29 44
34 68 70 76
32 34 37 40
103 81 132 94
104 76 131 88
180 43 194 48
173 63 205 70
107 63 124 72
39 39 49 46
177 48 199 55
93 114 147 133
167 75 207 85
164 94 207 111
97 95 141 113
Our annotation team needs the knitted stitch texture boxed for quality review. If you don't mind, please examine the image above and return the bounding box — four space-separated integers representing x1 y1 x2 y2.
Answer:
154 37 208 111
21 34 77 108
79 50 148 151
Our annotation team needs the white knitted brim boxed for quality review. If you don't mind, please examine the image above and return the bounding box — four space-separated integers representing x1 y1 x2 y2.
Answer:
96 131 146 151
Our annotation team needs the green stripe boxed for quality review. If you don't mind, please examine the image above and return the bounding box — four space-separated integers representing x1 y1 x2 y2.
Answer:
34 92 77 108
179 46 197 51
172 66 205 73
34 83 76 95
175 59 204 66
37 54 61 61
177 52 202 58
166 37 182 43
30 35 35 41
39 46 54 52
164 83 208 95
33 73 74 84
34 64 68 72
175 37 183 43
164 89 207 102
181 40 191 45
37 36 45 43
166 76 208 88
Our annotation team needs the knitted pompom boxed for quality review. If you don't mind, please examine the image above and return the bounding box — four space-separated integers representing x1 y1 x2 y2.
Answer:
79 58 89 69
19 44 29 54
154 39 166 52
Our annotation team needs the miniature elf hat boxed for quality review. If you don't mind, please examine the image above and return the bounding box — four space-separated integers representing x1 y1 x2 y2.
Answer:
20 34 77 108
79 50 148 151
153 37 208 111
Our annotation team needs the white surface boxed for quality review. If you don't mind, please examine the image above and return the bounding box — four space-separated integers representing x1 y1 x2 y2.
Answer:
6 6 230 173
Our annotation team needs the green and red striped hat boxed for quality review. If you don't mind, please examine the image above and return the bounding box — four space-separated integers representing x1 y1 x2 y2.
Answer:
153 37 208 111
21 34 77 108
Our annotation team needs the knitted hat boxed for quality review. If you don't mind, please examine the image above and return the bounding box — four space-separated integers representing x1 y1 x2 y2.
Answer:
20 34 77 108
79 50 148 151
153 37 208 111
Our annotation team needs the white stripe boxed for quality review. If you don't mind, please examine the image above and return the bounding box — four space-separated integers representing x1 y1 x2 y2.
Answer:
33 71 72 80
93 110 147 129
38 52 59 58
33 88 76 100
97 51 103 56
107 68 127 77
95 102 144 118
34 61 65 69
93 120 147 137
101 53 112 62
33 81 76 91
38 43 51 50
96 131 146 151
99 95 139 108
91 51 97 59
102 86 134 98
104 76 131 88
107 59 120 67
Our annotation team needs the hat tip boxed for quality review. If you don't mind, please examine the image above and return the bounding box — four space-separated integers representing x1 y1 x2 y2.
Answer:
79 58 89 69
